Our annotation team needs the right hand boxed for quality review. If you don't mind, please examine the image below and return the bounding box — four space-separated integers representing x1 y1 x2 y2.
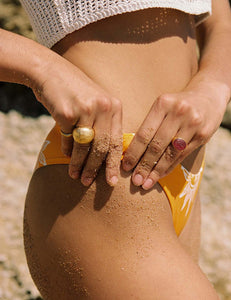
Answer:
32 54 123 186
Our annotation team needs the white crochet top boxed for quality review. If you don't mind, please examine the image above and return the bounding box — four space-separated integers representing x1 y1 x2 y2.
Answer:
19 0 212 48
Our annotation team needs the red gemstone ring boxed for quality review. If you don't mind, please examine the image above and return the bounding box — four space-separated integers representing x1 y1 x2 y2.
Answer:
172 137 187 151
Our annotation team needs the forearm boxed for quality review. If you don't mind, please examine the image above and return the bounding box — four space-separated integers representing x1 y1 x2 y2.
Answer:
0 28 56 88
189 9 231 104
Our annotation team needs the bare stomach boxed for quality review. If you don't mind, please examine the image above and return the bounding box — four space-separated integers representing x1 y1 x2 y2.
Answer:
52 8 198 132
24 9 208 299
51 7 203 248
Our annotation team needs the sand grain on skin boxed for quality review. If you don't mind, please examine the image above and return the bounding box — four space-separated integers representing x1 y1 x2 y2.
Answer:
0 111 231 300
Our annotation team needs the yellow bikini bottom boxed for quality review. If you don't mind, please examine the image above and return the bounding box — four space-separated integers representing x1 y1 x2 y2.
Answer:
35 125 204 236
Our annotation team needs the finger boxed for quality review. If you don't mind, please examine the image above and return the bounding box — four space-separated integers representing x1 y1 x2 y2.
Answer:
160 147 192 177
69 142 91 180
162 138 206 178
68 117 94 180
122 99 166 172
81 114 111 186
106 101 123 186
60 125 76 157
141 144 182 190
131 114 180 186
134 103 201 189
141 130 195 190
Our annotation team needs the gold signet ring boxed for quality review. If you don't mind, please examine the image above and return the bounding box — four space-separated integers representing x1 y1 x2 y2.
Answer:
72 127 95 144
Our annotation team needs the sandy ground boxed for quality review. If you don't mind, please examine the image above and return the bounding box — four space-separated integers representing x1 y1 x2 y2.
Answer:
0 111 231 300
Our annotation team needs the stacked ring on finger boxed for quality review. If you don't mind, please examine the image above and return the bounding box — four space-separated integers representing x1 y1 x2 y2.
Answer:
60 130 73 138
72 126 95 144
60 126 95 144
171 137 187 151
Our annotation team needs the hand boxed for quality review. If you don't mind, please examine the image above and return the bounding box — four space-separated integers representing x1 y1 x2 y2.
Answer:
33 54 123 186
122 78 229 190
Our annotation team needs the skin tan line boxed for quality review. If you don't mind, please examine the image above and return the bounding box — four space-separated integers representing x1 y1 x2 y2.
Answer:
23 8 215 300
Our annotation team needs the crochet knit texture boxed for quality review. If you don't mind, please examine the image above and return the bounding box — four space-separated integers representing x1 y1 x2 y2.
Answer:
19 0 211 48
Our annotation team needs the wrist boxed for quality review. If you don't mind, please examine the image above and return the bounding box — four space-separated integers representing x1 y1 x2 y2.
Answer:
186 72 231 105
0 29 59 89
22 42 58 89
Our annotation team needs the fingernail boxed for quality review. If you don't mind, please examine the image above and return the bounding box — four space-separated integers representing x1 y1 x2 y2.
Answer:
133 174 143 186
142 178 154 190
64 152 71 157
82 177 92 186
70 171 79 179
123 161 132 172
109 176 118 186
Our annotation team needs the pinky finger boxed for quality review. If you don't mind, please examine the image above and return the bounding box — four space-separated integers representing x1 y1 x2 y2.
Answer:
60 127 75 157
161 142 204 178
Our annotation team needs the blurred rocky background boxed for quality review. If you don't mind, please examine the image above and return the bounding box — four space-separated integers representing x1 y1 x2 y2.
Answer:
0 0 231 299
0 0 48 117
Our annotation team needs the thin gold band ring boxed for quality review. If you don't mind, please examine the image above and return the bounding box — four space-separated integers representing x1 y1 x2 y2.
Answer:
60 130 73 138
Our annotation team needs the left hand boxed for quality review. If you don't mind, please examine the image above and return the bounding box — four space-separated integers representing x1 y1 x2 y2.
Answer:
122 78 229 190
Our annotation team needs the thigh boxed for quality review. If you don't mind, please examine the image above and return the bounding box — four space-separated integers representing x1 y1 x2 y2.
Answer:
24 165 216 300
179 193 201 262
23 164 172 298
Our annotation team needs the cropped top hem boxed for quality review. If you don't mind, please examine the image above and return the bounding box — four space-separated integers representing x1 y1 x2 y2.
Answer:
19 0 212 48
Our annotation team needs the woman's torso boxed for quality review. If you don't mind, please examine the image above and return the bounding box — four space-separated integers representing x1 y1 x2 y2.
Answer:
24 11 205 297
53 8 197 129
52 8 203 171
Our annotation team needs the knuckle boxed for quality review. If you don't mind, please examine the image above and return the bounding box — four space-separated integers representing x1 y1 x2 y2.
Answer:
107 158 119 170
139 159 153 172
112 97 122 111
157 94 175 109
174 100 191 116
80 101 94 116
109 141 123 156
94 148 107 158
97 96 112 112
136 128 152 144
60 102 77 122
148 139 163 154
93 138 110 158
164 147 178 163
196 129 209 142
64 111 76 124
53 106 76 125
124 152 138 167
190 111 204 127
